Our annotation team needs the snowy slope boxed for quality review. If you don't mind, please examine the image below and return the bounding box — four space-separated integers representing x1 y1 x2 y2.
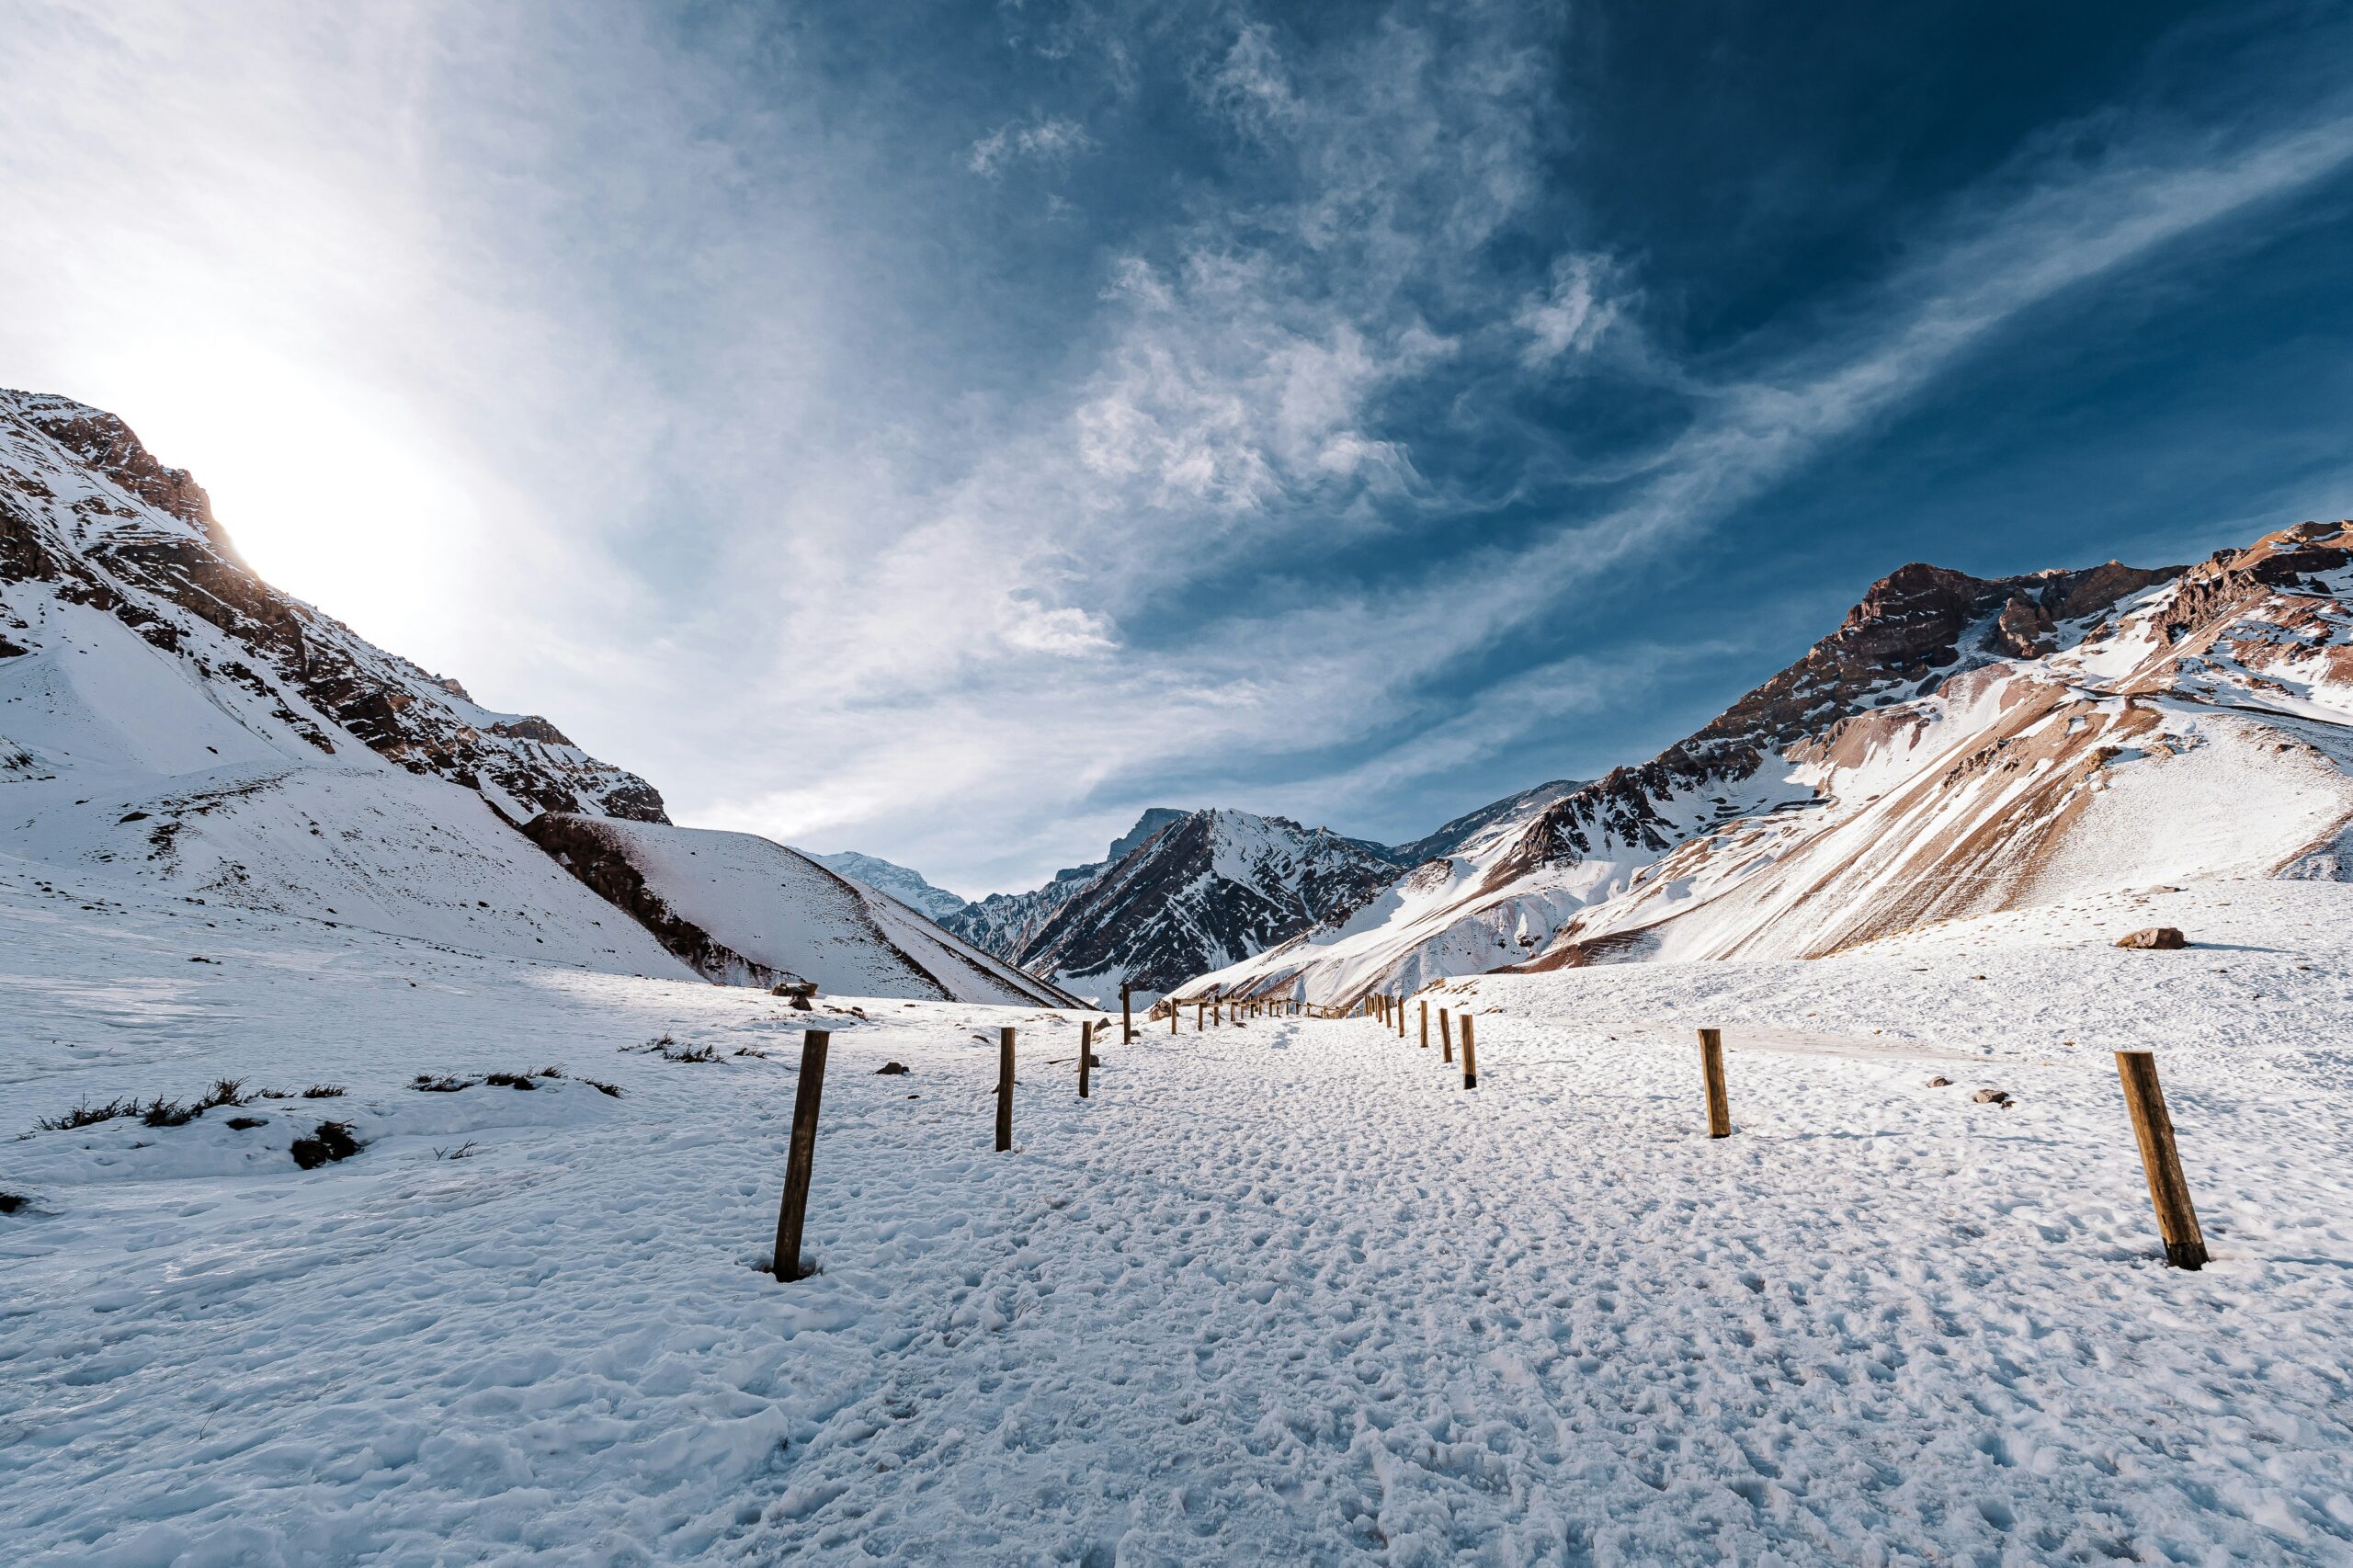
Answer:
530 815 1080 1005
6 868 2352 1562
0 390 667 823
1385 777 1582 866
0 528 697 977
808 850 967 921
1189 525 2353 1006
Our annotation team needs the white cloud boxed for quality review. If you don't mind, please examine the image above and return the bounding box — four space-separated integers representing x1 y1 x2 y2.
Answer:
966 113 1094 176
1517 253 1622 367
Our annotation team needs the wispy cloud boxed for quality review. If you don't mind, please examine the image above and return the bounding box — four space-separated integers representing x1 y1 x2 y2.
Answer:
6 0 2347 892
966 113 1094 176
1518 254 1624 368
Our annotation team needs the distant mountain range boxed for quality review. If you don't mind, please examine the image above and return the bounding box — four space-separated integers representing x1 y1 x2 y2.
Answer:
942 808 1403 1002
14 387 2348 1015
808 850 970 922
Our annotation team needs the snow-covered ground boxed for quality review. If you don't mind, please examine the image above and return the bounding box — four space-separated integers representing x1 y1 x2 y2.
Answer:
6 864 2352 1563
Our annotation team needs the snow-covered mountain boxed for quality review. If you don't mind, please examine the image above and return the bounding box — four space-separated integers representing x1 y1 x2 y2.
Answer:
0 390 702 975
943 807 1189 960
1385 778 1583 866
0 391 667 824
1187 525 2353 1006
0 390 1069 1003
530 816 1078 1004
808 849 967 922
949 806 1401 1002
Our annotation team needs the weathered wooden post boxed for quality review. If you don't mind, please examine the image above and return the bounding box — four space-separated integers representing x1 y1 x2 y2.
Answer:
1079 1020 1093 1099
1420 1000 1428 1049
1170 999 1178 1035
1439 1008 1452 1063
1699 1028 1731 1138
771 1028 830 1282
1396 998 1405 1039
1461 1014 1478 1089
1121 982 1134 1043
2115 1051 2208 1269
996 1027 1016 1152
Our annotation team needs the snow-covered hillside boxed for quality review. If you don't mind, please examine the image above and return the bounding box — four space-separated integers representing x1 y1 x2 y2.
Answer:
954 807 1401 1003
0 392 702 979
1188 526 2353 1006
6 866 2351 1562
0 389 1074 1004
531 815 1080 1005
1384 777 1582 866
808 850 967 922
0 391 666 823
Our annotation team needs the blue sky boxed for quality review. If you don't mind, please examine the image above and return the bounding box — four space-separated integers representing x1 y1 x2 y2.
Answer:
4 0 2350 894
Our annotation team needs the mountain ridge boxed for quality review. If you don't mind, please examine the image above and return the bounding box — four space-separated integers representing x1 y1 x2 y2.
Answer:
1183 528 2353 1005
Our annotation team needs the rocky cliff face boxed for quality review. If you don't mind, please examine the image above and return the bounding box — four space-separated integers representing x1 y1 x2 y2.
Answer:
1188 528 2353 1005
0 390 665 824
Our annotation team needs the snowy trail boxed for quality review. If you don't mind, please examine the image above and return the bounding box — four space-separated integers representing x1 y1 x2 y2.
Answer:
5 876 2353 1563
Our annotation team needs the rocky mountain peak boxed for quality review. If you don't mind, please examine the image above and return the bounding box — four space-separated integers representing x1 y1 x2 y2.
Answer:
9 392 227 548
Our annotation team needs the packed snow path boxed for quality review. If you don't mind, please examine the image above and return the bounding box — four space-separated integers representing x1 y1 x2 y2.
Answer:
5 875 2353 1563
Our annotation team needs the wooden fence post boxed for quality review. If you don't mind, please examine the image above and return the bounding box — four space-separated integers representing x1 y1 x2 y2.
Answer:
1420 1000 1428 1049
1461 1015 1477 1089
771 1028 830 1282
1121 983 1134 1043
1396 999 1405 1039
996 1027 1016 1152
1699 1028 1731 1138
1439 1008 1452 1063
1196 1000 1204 1031
1079 1020 1092 1099
1171 999 1178 1034
2115 1051 2207 1269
